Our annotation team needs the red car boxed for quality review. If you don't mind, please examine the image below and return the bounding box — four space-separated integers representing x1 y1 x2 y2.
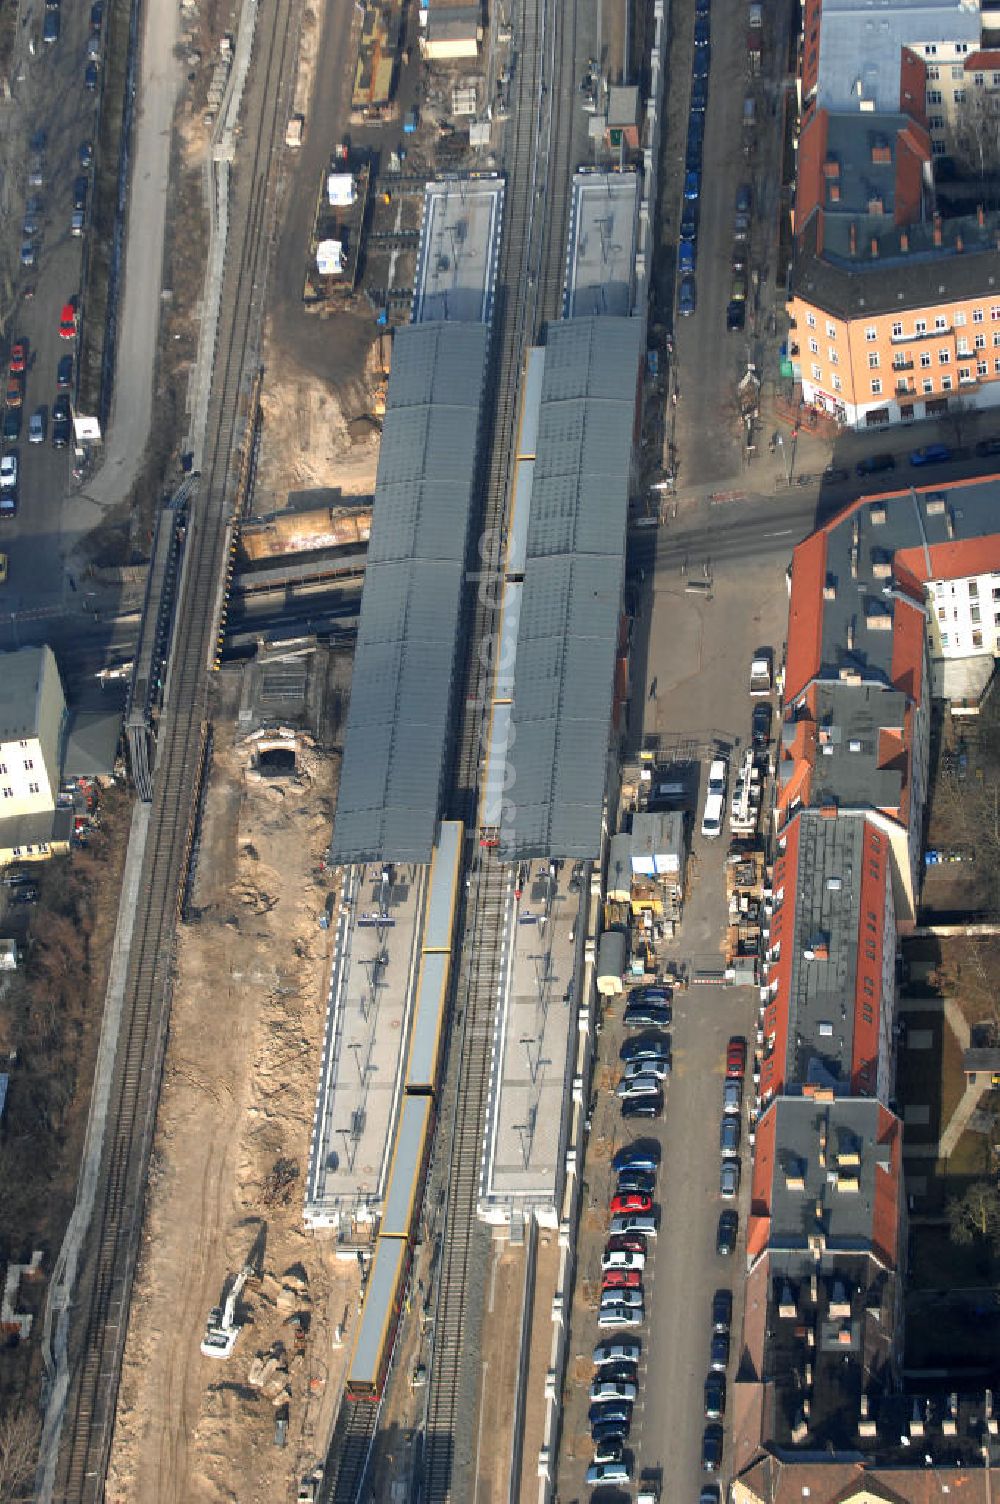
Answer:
602 1269 642 1291
726 1036 747 1080
59 303 78 340
610 1191 653 1216
9 342 26 375
606 1234 648 1256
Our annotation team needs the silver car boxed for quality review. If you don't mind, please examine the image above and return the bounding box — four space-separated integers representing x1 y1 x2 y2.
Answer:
28 409 45 444
616 1071 662 1099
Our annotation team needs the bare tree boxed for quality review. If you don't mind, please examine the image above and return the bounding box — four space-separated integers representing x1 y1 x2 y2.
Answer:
947 1179 1000 1249
951 88 1000 181
0 1408 39 1504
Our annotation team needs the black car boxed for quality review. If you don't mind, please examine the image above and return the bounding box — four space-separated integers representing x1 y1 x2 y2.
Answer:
3 408 21 442
751 702 772 748
856 452 895 478
692 45 710 78
591 1415 631 1445
588 1400 632 1428
90 0 103 27
57 354 74 390
73 176 89 212
695 0 710 13
700 1489 721 1504
616 1169 656 1196
620 1032 671 1064
704 1372 726 1419
680 205 697 242
709 1330 730 1371
52 393 71 448
822 464 849 482
686 135 703 170
598 1360 639 1386
79 140 94 168
694 17 710 45
623 1003 671 1028
726 299 745 333
43 7 60 42
84 60 99 89
712 1289 732 1333
703 1423 724 1472
691 74 708 110
716 1209 738 1256
976 436 1000 457
622 1093 663 1119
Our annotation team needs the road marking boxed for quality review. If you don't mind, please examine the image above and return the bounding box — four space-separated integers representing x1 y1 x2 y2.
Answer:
768 528 793 537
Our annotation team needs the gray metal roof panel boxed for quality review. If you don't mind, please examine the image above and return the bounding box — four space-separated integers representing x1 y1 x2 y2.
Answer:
406 951 450 1090
380 1095 432 1237
423 819 463 951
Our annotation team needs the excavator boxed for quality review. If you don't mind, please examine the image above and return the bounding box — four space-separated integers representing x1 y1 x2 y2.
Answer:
200 1263 252 1359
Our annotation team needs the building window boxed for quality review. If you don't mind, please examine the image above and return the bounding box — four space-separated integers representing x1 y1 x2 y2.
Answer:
942 375 953 390
806 312 816 328
994 359 1000 374
955 88 966 103
993 72 1000 86
979 360 989 377
938 606 947 621
933 139 947 156
974 630 984 648
928 114 945 130
976 332 987 349
955 312 967 327
974 71 985 86
0 763 5 775
993 587 1000 601
811 364 822 382
829 348 839 364
871 378 882 395
935 315 948 330
23 757 33 771
927 89 943 104
940 632 950 647
993 333 1000 348
960 367 973 383
920 351 932 368
832 374 842 391
928 65 940 80
925 43 937 55
958 338 971 355
915 319 927 334
869 352 880 368
27 782 39 795
826 322 837 338
939 350 950 364
809 337 819 354
892 321 903 338
952 65 965 80
18 740 26 749
974 308 985 323
970 581 980 598
922 378 934 394
957 42 968 53
865 326 877 341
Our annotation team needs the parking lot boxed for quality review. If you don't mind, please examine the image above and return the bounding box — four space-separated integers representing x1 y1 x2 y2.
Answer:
0 0 104 613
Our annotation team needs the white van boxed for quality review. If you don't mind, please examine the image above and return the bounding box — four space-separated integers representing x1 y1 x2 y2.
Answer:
701 792 724 839
708 758 727 796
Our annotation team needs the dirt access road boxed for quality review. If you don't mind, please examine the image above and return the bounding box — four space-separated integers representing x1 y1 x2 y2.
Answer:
107 669 359 1504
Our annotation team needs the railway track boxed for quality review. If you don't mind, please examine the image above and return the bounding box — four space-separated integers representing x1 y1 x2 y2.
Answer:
48 0 298 1497
323 1397 380 1503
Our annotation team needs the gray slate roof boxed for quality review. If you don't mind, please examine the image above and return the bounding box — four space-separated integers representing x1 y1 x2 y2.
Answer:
500 316 643 859
331 323 489 865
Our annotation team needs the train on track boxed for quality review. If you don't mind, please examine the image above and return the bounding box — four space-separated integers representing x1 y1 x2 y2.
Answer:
343 818 463 1401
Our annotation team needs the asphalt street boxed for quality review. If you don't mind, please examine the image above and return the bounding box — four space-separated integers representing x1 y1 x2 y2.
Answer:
0 0 103 614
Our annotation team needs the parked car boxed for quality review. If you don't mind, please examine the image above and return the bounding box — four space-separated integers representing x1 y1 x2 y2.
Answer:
22 210 40 238
59 303 78 340
822 463 849 482
20 242 36 269
0 454 18 491
695 0 710 14
610 1192 653 1216
726 1036 747 1079
28 155 45 188
679 238 696 273
590 1379 637 1404
599 1287 644 1310
84 60 99 89
602 1269 642 1292
680 205 697 242
622 1093 662 1120
597 1304 643 1329
79 139 94 168
709 1330 730 1370
705 1372 726 1419
622 1057 670 1083
856 451 895 478
595 1362 639 1386
612 1143 659 1174
52 393 72 448
592 1437 625 1465
43 7 60 43
692 45 710 78
701 1488 721 1504
684 169 701 202
606 1233 648 1256
73 176 89 211
975 435 1000 457
28 409 45 444
702 1423 724 1472
686 134 703 170
733 210 750 240
616 1072 663 1100
9 342 27 375
712 1290 733 1332
716 1209 738 1256
594 1338 641 1366
909 443 951 467
628 983 672 1003
701 792 723 839
90 0 103 26
586 1460 630 1486
694 16 710 44
723 1078 742 1115
691 75 708 110
5 375 22 410
720 1117 741 1158
610 1212 657 1238
588 1400 633 1427
3 409 21 442
726 300 745 332
591 1415 631 1445
751 702 772 749
621 1033 670 1065
624 1003 671 1028
56 354 74 390
720 1160 741 1199
735 182 752 213
602 1247 646 1271
615 1168 656 1194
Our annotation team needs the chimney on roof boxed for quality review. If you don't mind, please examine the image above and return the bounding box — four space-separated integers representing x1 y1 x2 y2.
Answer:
818 1117 828 1167
933 212 942 246
849 221 857 256
900 229 909 252
956 233 964 253
870 236 879 258
847 617 855 650
979 203 986 228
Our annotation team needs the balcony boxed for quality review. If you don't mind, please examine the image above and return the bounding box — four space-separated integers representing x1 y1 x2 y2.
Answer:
895 383 916 396
892 359 914 372
891 325 951 343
